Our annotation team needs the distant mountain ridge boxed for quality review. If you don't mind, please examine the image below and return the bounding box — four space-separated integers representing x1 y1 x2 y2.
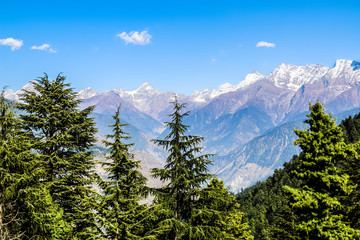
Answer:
5 59 360 191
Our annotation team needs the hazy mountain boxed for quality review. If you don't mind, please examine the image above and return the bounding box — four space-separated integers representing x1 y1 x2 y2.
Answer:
6 59 360 192
214 121 303 192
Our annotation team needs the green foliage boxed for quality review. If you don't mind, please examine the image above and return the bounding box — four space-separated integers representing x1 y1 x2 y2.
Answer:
99 105 148 239
284 102 360 239
340 114 360 144
190 178 253 239
339 112 360 229
0 90 69 239
19 186 70 239
236 155 301 240
17 74 99 238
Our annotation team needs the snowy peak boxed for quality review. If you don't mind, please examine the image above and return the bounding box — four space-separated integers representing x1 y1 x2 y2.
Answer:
334 59 353 69
269 63 329 91
190 72 265 103
328 59 358 78
137 82 153 90
78 87 99 99
190 89 223 103
130 82 158 95
235 72 265 89
21 81 37 92
317 59 360 92
172 59 360 103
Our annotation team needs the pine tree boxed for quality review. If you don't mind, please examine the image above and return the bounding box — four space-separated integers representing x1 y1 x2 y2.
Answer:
17 74 99 238
339 113 360 229
284 102 360 239
340 116 360 144
99 105 148 239
0 90 69 239
149 97 214 239
190 178 253 239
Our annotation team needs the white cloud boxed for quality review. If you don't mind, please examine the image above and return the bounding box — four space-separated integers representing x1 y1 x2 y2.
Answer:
0 38 23 50
31 43 50 50
117 31 151 45
31 44 56 53
256 41 276 48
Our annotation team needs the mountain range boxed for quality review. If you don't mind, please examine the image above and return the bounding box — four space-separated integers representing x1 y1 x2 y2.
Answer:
5 59 360 192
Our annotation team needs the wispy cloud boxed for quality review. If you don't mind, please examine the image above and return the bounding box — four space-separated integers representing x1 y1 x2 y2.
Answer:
117 31 152 45
256 41 276 48
0 38 23 50
31 44 56 53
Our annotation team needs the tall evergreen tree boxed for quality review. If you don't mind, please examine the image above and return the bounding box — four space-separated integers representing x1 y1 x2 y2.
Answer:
147 98 254 239
99 105 148 239
284 102 360 239
0 90 69 239
150 97 213 239
17 74 99 238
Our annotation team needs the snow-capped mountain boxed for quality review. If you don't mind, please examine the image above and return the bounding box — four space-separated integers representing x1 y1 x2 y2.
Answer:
78 87 99 99
269 63 329 91
114 83 178 121
6 59 360 191
198 59 360 190
283 59 360 120
5 81 37 101
188 72 266 104
74 73 268 122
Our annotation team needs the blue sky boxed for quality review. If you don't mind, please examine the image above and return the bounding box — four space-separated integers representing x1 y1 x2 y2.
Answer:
1 0 360 94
